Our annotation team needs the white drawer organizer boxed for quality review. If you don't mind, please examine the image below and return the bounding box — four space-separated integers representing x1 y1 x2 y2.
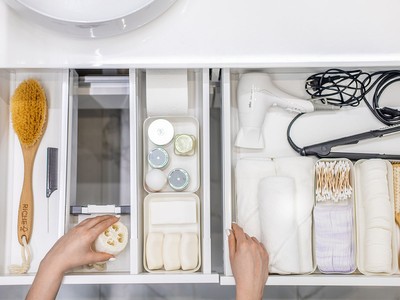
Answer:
220 68 400 286
0 68 218 285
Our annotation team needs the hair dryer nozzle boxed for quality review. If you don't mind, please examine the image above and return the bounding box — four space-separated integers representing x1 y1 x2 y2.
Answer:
310 99 341 111
235 127 264 149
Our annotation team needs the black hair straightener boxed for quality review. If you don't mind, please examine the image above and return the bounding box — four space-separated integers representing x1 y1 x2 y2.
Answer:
287 114 400 160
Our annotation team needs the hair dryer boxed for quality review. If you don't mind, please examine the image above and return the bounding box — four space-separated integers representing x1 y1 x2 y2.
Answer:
235 72 336 149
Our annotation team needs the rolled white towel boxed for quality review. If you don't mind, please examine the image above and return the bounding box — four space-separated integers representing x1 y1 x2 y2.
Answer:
274 157 315 273
258 176 300 274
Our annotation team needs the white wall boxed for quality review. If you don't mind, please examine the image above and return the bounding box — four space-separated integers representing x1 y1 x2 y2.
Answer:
1 0 400 68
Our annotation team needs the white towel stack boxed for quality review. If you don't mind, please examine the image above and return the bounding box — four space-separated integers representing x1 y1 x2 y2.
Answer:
358 159 393 273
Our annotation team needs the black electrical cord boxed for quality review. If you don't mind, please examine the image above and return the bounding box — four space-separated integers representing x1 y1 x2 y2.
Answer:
286 113 304 154
289 69 400 155
305 68 371 107
305 68 400 126
365 70 400 125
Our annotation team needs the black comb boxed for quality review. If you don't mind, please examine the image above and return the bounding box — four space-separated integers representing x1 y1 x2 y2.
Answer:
46 147 58 198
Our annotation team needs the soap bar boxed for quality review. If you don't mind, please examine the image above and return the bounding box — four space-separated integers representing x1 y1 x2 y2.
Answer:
180 233 199 271
150 200 197 225
163 233 181 271
146 232 164 270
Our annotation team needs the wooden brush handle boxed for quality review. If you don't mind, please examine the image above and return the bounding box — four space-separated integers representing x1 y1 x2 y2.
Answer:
17 145 38 245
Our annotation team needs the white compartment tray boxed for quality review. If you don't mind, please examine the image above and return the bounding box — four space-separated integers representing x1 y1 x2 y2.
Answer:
143 116 200 193
143 193 201 273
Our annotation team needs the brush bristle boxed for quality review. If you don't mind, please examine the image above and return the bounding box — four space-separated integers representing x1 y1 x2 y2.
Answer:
11 79 47 147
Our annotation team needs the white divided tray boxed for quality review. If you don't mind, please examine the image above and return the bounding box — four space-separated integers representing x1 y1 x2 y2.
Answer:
143 116 200 193
313 158 357 274
143 193 201 273
354 159 398 275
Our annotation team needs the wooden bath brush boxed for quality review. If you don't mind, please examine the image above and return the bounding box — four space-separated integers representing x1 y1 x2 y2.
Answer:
9 79 47 274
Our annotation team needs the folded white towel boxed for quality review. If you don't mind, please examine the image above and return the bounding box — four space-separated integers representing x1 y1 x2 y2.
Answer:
236 159 276 240
236 156 315 274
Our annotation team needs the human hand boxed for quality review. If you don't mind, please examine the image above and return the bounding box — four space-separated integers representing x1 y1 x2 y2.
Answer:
228 223 269 300
26 215 119 300
40 215 119 274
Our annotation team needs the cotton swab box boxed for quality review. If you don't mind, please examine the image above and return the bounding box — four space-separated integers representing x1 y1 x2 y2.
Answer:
315 160 352 202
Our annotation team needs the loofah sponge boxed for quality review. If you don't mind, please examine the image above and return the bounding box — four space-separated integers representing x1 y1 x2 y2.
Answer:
11 79 47 147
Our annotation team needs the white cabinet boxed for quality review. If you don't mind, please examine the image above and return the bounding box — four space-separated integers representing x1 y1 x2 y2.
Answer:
0 68 218 285
2 66 400 287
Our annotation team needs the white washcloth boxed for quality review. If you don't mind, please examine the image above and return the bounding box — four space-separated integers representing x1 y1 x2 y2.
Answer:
357 159 394 274
274 157 315 273
258 176 300 274
236 159 276 240
314 204 355 273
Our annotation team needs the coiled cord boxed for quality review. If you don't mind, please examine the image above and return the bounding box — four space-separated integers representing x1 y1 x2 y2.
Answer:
306 69 371 107
306 69 400 126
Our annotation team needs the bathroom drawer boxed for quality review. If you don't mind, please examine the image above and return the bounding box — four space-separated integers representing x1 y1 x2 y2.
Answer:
220 67 400 286
0 68 218 285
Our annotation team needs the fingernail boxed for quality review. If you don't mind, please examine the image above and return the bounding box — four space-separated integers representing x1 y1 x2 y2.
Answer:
231 221 237 224
225 229 231 236
108 257 116 262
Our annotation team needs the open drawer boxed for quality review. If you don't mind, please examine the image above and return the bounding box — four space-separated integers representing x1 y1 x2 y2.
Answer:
220 67 400 286
0 68 218 285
